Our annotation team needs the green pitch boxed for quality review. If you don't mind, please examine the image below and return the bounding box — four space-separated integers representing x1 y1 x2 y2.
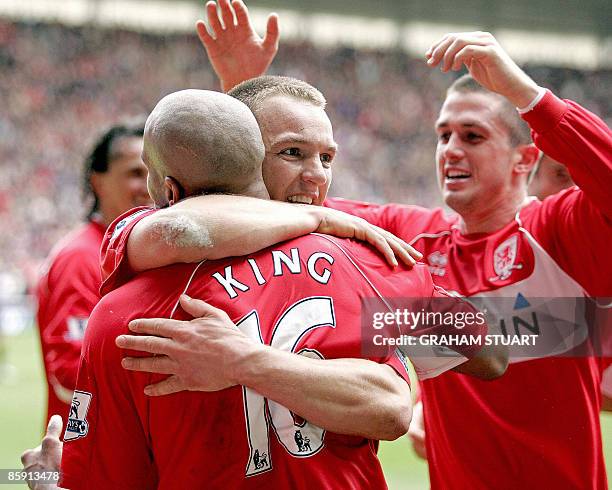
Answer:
1 330 611 490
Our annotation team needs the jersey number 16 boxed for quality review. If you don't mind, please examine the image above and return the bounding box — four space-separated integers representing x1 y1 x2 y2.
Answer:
236 296 336 476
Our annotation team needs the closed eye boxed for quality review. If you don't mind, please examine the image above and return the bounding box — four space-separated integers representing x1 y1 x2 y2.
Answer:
465 132 483 142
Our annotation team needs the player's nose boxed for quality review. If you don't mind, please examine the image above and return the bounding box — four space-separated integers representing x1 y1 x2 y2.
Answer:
442 134 465 162
301 156 328 186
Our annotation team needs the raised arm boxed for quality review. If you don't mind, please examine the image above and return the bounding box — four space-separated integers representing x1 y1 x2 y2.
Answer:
127 194 421 272
426 31 612 217
427 31 612 296
117 295 412 441
426 31 540 108
197 0 279 91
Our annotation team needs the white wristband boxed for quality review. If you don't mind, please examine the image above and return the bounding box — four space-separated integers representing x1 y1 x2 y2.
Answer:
517 87 547 114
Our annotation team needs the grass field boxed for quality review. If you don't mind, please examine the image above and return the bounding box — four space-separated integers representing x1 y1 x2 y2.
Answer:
1 329 611 489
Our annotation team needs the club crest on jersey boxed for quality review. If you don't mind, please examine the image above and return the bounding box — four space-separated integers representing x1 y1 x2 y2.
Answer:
64 390 92 441
492 235 522 281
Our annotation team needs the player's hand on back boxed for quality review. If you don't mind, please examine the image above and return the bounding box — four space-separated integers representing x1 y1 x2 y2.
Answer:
117 295 262 395
20 415 63 490
407 400 427 460
425 31 540 108
317 207 422 267
196 0 280 92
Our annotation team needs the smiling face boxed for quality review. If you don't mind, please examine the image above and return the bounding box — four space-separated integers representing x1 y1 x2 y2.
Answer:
255 95 337 206
435 91 524 218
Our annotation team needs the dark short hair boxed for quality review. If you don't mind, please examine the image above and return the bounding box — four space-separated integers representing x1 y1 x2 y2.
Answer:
83 120 145 218
447 74 532 147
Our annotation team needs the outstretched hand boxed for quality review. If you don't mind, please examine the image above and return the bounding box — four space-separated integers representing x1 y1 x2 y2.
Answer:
425 31 540 108
196 0 279 92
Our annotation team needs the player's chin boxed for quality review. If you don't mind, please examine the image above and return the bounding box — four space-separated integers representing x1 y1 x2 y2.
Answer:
443 189 473 212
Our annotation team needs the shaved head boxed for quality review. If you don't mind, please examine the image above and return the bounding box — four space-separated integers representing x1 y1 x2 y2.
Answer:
143 89 266 206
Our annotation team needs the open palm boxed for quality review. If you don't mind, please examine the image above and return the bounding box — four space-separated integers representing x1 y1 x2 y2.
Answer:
197 0 279 91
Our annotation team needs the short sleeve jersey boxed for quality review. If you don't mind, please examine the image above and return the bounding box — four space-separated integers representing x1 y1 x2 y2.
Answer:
99 206 155 296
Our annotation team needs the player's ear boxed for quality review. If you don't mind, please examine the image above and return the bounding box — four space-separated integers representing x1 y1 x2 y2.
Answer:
513 143 540 176
89 172 105 200
164 176 184 206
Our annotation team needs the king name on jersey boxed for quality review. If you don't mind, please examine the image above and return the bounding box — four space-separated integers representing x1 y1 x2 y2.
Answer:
211 247 335 299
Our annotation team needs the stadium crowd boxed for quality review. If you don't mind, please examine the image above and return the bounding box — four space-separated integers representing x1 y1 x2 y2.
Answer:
0 19 610 292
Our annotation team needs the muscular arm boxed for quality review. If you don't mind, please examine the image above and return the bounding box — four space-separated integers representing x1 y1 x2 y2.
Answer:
127 194 420 272
118 296 412 441
238 348 412 440
524 94 612 297
209 354 411 441
127 195 322 269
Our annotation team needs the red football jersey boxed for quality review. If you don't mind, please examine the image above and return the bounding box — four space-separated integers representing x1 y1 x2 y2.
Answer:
61 234 485 489
326 91 612 489
36 220 105 427
99 208 484 380
99 206 156 296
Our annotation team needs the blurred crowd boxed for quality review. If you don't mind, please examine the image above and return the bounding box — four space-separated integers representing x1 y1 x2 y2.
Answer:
1 20 610 294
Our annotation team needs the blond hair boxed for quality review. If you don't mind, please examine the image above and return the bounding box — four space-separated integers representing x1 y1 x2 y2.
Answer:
228 75 326 115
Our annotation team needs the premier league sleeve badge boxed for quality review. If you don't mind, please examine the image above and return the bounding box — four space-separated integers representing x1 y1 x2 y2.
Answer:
64 390 92 441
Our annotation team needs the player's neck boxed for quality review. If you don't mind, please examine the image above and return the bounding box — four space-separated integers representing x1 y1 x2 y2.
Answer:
93 210 113 227
239 180 270 200
458 192 530 235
